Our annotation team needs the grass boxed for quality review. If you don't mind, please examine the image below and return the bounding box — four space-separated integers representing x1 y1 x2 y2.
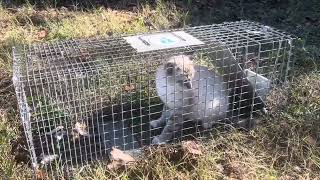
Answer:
0 0 319 179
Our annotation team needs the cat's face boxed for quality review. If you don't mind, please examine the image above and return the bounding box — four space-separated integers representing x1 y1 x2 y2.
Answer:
164 55 195 89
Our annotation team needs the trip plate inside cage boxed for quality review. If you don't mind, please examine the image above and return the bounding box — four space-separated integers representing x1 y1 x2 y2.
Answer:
12 20 295 178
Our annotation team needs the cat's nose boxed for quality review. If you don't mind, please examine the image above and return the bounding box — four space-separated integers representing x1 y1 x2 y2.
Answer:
184 80 192 89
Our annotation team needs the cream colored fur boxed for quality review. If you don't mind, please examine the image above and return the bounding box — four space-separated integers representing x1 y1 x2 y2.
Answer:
151 55 229 144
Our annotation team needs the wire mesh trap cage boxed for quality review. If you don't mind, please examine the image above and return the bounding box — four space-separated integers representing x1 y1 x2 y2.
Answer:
12 20 295 177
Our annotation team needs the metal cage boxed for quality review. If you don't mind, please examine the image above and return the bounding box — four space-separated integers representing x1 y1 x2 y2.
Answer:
12 20 295 177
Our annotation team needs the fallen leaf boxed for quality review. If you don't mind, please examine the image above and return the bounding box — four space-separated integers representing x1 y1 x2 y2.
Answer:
182 140 203 155
36 30 47 39
72 121 89 140
305 136 317 146
107 161 122 171
107 147 136 171
35 169 47 180
123 84 135 92
307 159 315 169
110 147 135 163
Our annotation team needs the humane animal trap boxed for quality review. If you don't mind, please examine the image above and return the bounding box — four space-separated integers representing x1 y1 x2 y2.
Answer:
13 20 295 177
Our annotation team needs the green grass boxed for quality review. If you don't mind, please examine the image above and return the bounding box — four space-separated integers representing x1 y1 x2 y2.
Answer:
0 0 319 179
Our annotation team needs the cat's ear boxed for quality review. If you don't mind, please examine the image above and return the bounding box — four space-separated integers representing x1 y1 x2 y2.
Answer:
183 54 195 62
184 52 195 61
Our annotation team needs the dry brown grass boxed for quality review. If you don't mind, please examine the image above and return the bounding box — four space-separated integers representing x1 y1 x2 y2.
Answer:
0 1 319 180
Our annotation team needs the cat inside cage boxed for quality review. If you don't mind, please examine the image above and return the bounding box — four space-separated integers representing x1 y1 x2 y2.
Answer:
150 51 270 144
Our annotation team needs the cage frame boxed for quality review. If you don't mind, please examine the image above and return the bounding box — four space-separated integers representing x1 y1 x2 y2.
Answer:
12 20 296 178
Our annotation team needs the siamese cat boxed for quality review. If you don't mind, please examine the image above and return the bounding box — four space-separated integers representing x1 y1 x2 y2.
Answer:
150 55 229 144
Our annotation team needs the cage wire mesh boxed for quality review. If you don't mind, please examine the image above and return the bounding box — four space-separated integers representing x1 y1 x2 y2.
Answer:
12 20 295 177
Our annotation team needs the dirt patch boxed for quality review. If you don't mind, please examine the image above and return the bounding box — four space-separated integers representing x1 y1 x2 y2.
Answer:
0 69 16 111
0 69 30 164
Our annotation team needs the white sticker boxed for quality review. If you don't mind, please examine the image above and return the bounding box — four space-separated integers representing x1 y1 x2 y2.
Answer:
124 31 204 52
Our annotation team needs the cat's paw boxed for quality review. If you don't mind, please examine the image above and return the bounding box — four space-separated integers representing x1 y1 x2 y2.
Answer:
150 120 160 128
201 122 213 129
151 136 166 145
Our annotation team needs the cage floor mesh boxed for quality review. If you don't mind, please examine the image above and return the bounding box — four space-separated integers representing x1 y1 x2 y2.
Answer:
12 20 295 177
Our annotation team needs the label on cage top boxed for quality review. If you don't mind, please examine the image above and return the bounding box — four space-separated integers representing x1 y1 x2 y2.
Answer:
123 31 204 52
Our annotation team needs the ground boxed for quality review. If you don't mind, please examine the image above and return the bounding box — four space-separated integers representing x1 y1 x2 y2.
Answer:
0 0 319 179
